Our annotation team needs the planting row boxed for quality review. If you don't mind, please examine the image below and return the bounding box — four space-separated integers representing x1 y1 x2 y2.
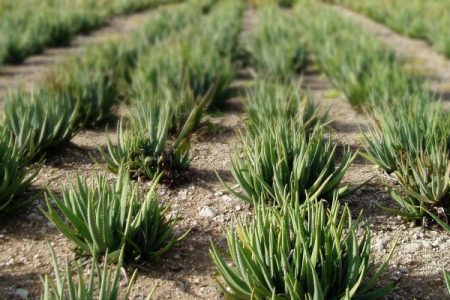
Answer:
294 0 450 228
329 0 450 58
210 4 397 298
0 0 171 65
294 0 450 294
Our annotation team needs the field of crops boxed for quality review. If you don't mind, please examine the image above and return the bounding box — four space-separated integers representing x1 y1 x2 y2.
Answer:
0 0 449 299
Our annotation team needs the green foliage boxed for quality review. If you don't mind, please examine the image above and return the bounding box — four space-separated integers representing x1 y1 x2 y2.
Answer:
333 0 450 58
246 80 326 132
41 245 136 300
132 0 243 107
294 1 421 108
46 43 123 126
363 98 448 174
247 6 307 81
211 198 395 299
363 99 450 225
3 89 79 161
44 171 179 261
228 122 355 205
100 88 207 180
132 38 234 105
0 127 38 215
0 0 170 65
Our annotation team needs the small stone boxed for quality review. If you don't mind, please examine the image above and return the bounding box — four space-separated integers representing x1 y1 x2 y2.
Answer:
390 270 403 281
14 288 28 299
199 207 217 218
373 238 387 251
404 242 422 253
174 253 181 259
421 241 433 249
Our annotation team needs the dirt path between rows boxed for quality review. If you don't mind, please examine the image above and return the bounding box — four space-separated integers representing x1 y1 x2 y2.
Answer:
329 5 450 111
0 8 158 104
302 56 450 299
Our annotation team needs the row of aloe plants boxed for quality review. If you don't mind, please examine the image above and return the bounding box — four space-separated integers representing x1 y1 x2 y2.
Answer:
100 0 244 181
38 0 245 298
0 1 220 297
0 0 176 65
210 4 396 298
295 0 450 229
328 0 450 58
294 0 450 295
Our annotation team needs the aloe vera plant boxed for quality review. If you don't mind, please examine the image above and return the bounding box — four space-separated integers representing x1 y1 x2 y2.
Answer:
247 6 307 81
246 80 326 132
3 89 79 161
0 127 38 215
364 99 450 225
211 198 395 299
228 122 356 204
41 245 136 300
100 88 207 180
44 171 180 261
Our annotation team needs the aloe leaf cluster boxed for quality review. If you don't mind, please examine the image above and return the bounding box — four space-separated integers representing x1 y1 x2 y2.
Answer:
2 89 79 162
100 88 207 180
364 100 450 223
246 80 326 132
0 127 38 215
228 80 349 205
247 5 307 81
230 120 355 204
211 199 394 299
41 246 137 300
44 171 178 261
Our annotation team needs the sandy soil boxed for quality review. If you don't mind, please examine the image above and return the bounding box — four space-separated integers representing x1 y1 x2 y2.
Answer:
0 4 450 300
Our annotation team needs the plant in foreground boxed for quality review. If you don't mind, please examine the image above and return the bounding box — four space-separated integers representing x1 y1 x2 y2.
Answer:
41 245 136 300
227 123 355 204
211 198 396 299
0 127 38 215
44 170 180 261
